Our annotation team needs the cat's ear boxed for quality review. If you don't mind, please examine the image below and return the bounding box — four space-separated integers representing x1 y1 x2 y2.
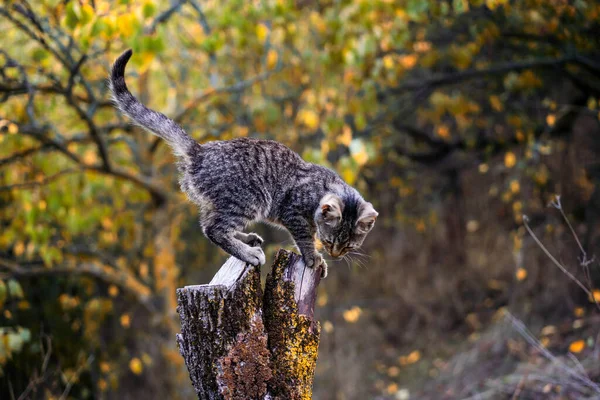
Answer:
318 194 344 226
356 202 378 234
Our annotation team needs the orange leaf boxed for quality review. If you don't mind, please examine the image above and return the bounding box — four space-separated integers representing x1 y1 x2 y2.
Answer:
569 340 585 354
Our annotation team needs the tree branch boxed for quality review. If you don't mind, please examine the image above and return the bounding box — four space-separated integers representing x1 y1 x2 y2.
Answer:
382 56 577 97
0 257 155 310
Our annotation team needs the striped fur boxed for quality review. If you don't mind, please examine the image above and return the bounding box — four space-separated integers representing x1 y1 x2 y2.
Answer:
109 50 378 277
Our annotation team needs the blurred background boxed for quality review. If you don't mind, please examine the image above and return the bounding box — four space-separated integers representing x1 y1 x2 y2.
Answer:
1 0 600 398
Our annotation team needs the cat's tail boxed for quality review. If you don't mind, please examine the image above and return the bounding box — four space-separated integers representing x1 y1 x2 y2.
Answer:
109 49 197 159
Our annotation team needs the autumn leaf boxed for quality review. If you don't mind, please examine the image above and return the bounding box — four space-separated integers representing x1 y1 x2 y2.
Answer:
489 95 503 112
515 268 527 281
504 152 516 168
129 357 143 375
120 314 131 328
343 306 362 323
256 23 269 43
297 109 320 130
266 49 278 70
569 340 585 354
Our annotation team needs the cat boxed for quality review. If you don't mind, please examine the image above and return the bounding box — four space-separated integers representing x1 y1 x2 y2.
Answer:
109 49 378 278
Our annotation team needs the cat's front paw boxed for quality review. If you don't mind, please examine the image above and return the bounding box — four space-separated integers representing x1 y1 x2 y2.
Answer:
245 232 264 247
303 252 327 278
242 246 266 266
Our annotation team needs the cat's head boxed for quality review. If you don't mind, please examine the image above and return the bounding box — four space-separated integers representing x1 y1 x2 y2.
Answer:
314 193 378 258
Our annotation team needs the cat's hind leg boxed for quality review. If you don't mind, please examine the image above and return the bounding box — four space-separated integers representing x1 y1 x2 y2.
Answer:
201 213 266 266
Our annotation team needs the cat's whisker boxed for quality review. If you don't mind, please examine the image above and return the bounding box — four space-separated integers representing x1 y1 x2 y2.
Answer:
109 49 377 280
348 250 371 259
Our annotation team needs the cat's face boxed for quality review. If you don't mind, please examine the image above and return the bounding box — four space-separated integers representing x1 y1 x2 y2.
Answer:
314 194 378 258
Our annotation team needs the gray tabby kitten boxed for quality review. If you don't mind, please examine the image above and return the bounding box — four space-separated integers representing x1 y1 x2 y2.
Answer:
109 50 378 278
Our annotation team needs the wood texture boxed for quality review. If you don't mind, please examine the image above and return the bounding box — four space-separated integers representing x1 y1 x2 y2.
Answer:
176 250 322 400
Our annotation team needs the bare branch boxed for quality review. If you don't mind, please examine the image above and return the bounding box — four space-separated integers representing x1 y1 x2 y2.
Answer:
146 0 187 34
0 257 155 310
0 168 79 191
382 56 579 97
174 61 284 123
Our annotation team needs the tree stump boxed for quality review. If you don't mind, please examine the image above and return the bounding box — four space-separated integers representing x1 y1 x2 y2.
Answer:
176 250 322 400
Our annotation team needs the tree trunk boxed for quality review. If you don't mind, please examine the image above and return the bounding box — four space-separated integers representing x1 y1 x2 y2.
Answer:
176 249 322 400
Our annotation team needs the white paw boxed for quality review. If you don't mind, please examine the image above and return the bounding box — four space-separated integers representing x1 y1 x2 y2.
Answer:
320 261 328 279
303 252 324 269
244 246 266 266
246 232 264 247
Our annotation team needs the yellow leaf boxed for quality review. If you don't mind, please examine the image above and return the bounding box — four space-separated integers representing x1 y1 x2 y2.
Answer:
297 109 319 130
129 357 143 375
569 340 585 353
256 24 269 43
83 149 98 165
100 362 110 373
139 262 149 279
387 383 398 394
120 314 131 328
382 55 395 69
266 49 278 70
323 320 334 333
510 180 520 193
516 268 527 281
489 95 503 112
436 124 450 139
352 148 369 166
309 11 326 33
546 114 556 126
399 350 421 365
14 241 25 256
98 378 108 391
504 152 516 168
589 289 600 303
108 285 119 297
399 54 418 69
337 125 353 147
117 13 137 38
406 350 421 364
574 307 585 317
342 306 362 323
8 123 18 134
387 366 400 377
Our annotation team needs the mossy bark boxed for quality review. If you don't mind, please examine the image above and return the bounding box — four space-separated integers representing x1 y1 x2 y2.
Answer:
176 250 322 400
176 257 270 400
263 250 321 400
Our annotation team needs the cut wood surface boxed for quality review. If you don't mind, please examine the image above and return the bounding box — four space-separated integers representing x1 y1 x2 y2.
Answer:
176 249 323 400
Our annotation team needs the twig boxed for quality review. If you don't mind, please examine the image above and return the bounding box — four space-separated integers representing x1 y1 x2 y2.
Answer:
383 56 581 96
59 354 94 400
548 195 599 310
0 168 79 191
522 215 592 297
146 0 187 34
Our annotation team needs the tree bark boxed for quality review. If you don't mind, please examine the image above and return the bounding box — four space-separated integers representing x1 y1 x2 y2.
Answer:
176 249 322 400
